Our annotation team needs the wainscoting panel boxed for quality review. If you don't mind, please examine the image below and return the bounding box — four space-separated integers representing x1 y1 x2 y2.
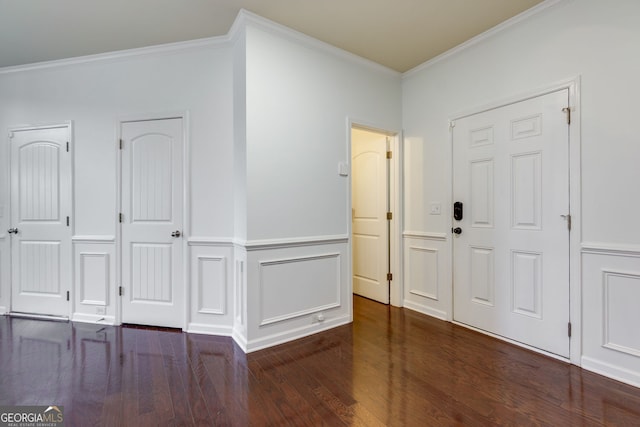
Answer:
582 245 640 388
72 238 116 324
403 233 450 320
259 253 341 326
196 256 226 315
187 242 234 336
243 239 350 352
79 252 109 306
407 245 438 300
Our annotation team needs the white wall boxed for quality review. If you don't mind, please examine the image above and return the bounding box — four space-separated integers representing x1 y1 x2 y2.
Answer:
0 43 236 327
237 15 402 351
402 0 640 386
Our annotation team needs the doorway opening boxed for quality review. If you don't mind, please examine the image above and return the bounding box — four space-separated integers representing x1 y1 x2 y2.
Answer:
350 125 399 305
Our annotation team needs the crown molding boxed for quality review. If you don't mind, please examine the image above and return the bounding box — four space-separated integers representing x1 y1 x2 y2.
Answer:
234 9 400 78
0 35 229 75
402 0 566 79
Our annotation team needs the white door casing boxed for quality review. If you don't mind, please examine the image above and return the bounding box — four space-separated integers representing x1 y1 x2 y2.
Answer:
452 89 570 357
352 128 389 304
9 125 72 317
120 118 184 328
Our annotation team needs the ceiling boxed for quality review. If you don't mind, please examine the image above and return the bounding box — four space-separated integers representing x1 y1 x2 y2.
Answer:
0 0 543 73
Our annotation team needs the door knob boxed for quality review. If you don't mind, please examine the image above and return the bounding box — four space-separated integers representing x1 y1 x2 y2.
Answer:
7 228 18 234
171 230 181 238
452 227 462 235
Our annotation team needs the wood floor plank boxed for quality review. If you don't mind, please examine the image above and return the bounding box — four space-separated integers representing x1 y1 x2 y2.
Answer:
1 297 640 425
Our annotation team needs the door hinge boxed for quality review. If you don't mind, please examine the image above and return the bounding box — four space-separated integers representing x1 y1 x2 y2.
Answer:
562 214 572 231
449 120 456 130
66 141 70 152
119 213 123 223
386 151 392 159
119 139 123 150
119 286 124 297
568 322 572 337
66 291 70 301
562 107 571 125
387 212 393 220
66 216 70 227
387 273 393 281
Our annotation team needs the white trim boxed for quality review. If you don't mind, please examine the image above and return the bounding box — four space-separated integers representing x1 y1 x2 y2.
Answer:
9 312 69 322
187 237 236 246
72 235 115 243
187 323 233 337
235 9 400 78
581 356 640 389
402 0 565 78
450 77 580 122
0 36 229 74
71 313 116 325
404 300 448 321
403 231 448 241
244 235 348 251
243 314 351 353
582 242 640 258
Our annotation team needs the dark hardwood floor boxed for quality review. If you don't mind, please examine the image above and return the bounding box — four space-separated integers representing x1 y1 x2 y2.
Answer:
1 296 640 426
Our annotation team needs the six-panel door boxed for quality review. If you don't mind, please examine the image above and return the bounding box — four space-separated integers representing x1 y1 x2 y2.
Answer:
452 89 571 357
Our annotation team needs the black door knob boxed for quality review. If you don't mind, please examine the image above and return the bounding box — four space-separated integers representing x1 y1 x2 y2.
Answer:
453 227 462 235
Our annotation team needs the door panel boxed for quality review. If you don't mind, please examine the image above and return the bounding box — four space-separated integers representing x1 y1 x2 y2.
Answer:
352 128 389 304
10 126 71 317
453 90 570 357
121 118 183 328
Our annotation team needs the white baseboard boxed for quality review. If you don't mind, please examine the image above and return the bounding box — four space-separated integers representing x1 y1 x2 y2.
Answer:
403 300 448 321
232 328 248 352
187 323 233 337
243 314 351 353
72 313 116 325
581 356 640 389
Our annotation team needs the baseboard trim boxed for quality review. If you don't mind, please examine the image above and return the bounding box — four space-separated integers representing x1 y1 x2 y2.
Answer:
72 313 116 325
403 300 448 321
243 314 351 353
581 356 640 389
10 312 69 322
187 323 233 336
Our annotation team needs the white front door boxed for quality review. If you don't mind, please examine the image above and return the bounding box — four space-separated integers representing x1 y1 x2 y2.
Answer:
120 118 184 328
352 128 389 304
452 89 570 357
9 125 72 317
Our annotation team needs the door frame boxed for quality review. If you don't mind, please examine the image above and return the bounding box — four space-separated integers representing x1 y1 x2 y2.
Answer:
449 77 582 365
115 111 189 329
347 119 403 307
6 121 75 319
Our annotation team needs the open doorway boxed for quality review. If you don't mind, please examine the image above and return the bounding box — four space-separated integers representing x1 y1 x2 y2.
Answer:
351 126 396 304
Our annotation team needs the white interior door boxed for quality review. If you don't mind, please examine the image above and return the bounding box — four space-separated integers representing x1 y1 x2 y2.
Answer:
121 118 183 328
352 128 389 304
9 125 72 317
452 89 570 357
